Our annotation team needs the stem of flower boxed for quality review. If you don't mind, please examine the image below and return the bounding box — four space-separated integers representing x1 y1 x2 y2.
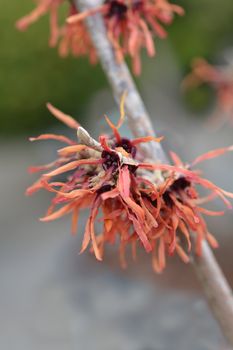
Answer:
75 0 233 346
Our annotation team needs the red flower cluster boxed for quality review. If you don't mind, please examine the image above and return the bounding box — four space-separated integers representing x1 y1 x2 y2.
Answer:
27 103 233 272
183 58 233 126
16 0 183 74
16 1 96 63
68 0 184 74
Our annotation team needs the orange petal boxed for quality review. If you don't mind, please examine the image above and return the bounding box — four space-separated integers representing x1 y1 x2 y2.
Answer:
139 163 194 178
197 207 224 216
131 136 164 146
206 232 219 249
193 177 233 208
104 115 121 142
127 212 151 252
90 201 102 261
175 244 190 263
99 135 112 152
58 144 90 156
16 2 49 31
158 238 166 271
29 134 74 145
41 181 91 200
118 166 131 197
40 203 74 222
152 242 162 273
147 15 167 39
80 218 91 254
71 207 80 235
139 19 155 57
191 146 233 166
67 5 106 24
25 179 44 195
105 219 113 232
44 158 101 177
125 197 145 220
28 160 59 174
169 151 183 167
47 103 80 129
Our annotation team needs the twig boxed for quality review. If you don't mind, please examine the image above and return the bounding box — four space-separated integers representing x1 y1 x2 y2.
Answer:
75 0 167 164
75 0 233 346
192 240 233 345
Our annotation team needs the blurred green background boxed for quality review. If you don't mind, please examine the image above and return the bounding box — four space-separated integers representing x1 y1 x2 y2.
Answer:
1 0 233 134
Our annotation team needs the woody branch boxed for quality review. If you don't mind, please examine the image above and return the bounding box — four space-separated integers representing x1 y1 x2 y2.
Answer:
75 0 233 346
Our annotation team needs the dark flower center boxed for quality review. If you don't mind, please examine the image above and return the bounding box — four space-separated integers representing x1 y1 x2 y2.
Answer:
102 150 120 170
163 191 174 208
115 138 137 158
105 0 128 20
142 192 158 207
170 177 191 192
127 164 138 174
97 184 113 195
163 177 192 207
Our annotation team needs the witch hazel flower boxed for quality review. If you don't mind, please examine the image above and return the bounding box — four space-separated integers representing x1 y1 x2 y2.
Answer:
27 102 233 272
16 1 96 63
183 58 233 127
67 0 184 75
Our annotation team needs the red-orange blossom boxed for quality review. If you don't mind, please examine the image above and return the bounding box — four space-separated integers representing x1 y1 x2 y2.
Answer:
27 103 233 272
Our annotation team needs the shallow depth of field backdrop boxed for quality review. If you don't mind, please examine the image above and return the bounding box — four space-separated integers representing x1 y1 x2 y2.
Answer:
0 1 233 349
